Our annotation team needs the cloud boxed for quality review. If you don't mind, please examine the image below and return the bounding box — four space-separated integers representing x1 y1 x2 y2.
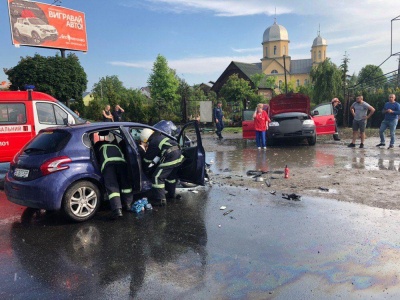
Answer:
109 55 260 75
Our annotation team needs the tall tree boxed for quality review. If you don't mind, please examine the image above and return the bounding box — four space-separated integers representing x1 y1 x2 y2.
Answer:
310 58 342 104
147 54 180 120
4 53 87 107
340 52 350 99
219 73 254 109
92 75 126 108
357 64 386 90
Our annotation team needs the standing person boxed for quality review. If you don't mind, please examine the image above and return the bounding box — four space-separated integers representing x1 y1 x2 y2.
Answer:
253 103 271 149
347 95 375 148
112 104 125 122
94 131 133 219
331 97 341 141
376 94 400 149
102 105 114 122
140 128 184 206
214 101 224 139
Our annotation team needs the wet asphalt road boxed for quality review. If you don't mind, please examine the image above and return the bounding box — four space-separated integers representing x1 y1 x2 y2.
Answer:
2 179 400 298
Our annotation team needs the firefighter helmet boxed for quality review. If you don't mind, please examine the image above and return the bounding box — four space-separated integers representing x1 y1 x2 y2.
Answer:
140 128 154 143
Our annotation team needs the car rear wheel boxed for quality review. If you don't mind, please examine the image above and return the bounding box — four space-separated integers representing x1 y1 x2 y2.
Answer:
62 181 101 222
307 134 317 146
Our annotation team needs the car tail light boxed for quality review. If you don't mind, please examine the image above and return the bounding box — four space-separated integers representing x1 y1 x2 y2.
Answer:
40 156 72 176
11 149 23 167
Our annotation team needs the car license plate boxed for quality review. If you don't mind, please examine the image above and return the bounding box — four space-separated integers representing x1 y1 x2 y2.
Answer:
14 168 29 178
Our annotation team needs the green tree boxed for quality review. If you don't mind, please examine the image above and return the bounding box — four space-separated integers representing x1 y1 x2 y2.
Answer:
219 73 254 109
340 52 350 99
92 75 126 108
147 54 180 121
4 53 87 107
357 64 386 90
310 58 342 104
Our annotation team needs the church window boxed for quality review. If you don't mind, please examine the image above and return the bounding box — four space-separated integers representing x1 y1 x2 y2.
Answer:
265 47 268 57
271 70 278 74
279 80 282 88
313 51 316 61
304 79 308 85
318 50 321 59
296 79 300 87
274 46 277 55
283 46 286 55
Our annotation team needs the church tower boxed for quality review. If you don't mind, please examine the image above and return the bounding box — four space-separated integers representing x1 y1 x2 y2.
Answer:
261 20 290 75
311 30 327 65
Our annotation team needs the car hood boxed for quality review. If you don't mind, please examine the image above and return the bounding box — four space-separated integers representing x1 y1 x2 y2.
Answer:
269 93 310 117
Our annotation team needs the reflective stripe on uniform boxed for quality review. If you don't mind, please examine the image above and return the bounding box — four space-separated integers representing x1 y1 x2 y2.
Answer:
154 169 163 185
158 137 172 150
153 183 165 189
121 188 132 194
100 144 126 172
165 178 176 184
159 155 184 168
109 192 120 199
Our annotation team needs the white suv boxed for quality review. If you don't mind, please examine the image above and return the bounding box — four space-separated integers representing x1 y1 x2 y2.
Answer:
13 17 58 44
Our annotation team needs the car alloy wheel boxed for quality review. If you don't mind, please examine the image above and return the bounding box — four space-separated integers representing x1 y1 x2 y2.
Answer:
62 180 101 222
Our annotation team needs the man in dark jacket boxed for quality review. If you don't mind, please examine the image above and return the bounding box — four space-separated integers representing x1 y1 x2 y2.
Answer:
140 128 184 205
214 101 224 139
95 131 133 219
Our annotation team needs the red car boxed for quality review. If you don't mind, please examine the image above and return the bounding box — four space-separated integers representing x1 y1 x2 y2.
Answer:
242 93 336 145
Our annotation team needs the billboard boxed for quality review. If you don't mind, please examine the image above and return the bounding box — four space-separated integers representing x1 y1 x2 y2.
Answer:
8 0 88 52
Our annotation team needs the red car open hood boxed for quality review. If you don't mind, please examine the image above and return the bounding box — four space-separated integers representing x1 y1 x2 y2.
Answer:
269 93 310 116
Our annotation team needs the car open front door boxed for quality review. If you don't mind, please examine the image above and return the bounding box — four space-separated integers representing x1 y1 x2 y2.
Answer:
119 126 143 192
312 103 336 135
177 121 206 186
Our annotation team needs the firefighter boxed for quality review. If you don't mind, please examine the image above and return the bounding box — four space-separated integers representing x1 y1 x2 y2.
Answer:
95 131 133 219
140 128 184 205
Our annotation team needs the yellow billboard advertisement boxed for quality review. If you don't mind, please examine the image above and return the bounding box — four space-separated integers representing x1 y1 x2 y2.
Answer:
8 0 88 52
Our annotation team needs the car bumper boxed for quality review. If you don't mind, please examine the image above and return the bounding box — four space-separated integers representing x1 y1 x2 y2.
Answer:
4 172 67 210
268 125 316 139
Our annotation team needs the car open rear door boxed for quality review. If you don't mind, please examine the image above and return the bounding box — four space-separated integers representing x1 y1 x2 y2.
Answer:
177 121 205 186
312 103 336 135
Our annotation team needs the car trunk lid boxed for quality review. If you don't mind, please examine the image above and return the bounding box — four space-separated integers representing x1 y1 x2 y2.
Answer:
269 93 310 117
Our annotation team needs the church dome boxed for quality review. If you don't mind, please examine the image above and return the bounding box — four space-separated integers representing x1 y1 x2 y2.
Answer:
263 21 289 43
312 35 327 46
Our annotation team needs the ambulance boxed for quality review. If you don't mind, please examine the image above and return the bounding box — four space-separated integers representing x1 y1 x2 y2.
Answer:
0 89 86 163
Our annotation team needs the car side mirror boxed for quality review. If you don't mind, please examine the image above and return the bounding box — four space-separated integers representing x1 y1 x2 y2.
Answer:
312 110 319 116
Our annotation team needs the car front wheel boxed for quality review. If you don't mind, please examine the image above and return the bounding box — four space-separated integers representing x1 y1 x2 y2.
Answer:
307 134 317 146
62 181 101 222
31 31 41 44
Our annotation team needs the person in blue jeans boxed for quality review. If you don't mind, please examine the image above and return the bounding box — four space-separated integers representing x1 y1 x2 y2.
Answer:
214 101 224 139
376 94 400 149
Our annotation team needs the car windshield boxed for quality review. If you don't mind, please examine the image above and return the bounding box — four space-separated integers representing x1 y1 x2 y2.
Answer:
24 130 71 155
29 18 47 25
56 100 87 124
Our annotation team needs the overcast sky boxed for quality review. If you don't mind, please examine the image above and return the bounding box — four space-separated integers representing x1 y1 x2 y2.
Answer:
1 0 400 91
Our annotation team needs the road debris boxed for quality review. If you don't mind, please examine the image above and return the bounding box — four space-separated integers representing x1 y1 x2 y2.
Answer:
282 193 301 201
223 209 234 216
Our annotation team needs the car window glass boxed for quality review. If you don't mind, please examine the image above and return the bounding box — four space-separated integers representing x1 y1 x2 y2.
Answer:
24 130 71 154
54 105 68 125
36 102 56 124
313 104 332 116
179 123 198 148
243 110 254 121
0 103 26 124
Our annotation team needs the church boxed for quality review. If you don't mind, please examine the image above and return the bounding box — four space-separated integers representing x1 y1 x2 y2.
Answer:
211 19 328 99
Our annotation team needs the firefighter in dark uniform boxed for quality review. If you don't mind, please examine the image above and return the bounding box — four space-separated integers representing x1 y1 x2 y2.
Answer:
95 131 133 219
140 128 184 205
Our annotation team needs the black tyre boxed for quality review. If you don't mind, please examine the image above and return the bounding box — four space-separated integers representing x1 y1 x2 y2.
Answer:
62 181 101 222
307 134 317 146
13 28 20 38
31 31 41 44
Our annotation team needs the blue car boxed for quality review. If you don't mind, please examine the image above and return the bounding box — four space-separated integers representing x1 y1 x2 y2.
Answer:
5 121 206 222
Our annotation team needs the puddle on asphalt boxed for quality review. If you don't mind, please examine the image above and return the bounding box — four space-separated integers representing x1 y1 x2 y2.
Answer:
207 139 400 173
